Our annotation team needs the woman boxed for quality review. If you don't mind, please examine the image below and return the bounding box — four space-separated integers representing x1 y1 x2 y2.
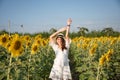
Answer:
49 18 72 80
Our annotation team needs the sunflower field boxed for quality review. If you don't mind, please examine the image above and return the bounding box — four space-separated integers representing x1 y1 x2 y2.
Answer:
0 33 120 80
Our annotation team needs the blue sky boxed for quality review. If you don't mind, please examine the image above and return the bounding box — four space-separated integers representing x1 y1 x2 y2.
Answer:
0 0 120 33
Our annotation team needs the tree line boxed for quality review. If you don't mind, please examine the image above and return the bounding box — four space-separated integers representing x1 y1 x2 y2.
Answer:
0 27 120 38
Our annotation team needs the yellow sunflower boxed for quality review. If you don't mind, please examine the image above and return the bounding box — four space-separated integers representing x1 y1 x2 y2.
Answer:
106 49 114 61
31 43 39 55
5 41 11 52
9 36 24 57
35 34 42 40
82 43 88 49
41 40 47 47
99 55 106 66
89 47 96 56
24 35 31 41
0 34 9 47
77 43 81 48
34 38 41 46
89 44 98 56
12 34 19 39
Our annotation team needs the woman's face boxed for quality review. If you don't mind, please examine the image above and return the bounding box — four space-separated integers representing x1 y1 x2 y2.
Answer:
56 37 63 46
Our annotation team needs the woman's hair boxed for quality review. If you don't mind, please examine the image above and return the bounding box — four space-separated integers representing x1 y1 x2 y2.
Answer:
56 35 67 51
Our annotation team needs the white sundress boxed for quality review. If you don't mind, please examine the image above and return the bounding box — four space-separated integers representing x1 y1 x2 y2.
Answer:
49 39 72 80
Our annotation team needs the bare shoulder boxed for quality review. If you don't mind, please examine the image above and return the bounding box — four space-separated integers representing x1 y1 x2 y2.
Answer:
65 38 71 44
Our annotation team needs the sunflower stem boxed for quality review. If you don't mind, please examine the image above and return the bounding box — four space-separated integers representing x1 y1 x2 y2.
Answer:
96 65 100 80
28 54 31 80
7 55 12 80
15 57 19 80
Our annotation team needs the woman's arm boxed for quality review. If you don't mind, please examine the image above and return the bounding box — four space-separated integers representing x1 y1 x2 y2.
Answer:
65 18 72 41
49 18 72 42
49 27 67 42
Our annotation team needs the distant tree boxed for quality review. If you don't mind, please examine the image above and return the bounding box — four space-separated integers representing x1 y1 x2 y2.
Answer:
87 30 98 37
0 30 8 35
70 32 79 38
77 27 89 36
101 27 114 36
49 28 57 34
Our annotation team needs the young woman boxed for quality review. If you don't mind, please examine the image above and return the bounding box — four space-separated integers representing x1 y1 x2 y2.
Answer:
49 18 72 80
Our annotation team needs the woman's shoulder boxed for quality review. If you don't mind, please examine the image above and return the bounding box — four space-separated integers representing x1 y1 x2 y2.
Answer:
65 38 71 44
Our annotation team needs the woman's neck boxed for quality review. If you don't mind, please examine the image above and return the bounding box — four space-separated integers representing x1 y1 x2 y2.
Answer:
58 45 62 49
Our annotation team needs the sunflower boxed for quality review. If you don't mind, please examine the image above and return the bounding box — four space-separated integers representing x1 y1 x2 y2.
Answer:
9 36 24 57
106 49 113 61
77 43 81 48
99 55 106 66
89 47 96 56
26 40 32 48
0 34 9 47
24 35 31 41
35 34 42 40
19 35 32 49
41 40 47 47
106 54 111 61
89 44 98 56
31 43 39 54
82 43 88 49
5 42 11 52
34 38 41 46
12 34 19 39
107 49 113 55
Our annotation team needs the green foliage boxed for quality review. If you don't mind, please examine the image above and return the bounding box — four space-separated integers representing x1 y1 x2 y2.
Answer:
0 40 120 80
0 29 120 80
1 27 120 39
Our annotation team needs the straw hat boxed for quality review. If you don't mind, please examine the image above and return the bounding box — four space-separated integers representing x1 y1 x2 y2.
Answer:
56 33 65 39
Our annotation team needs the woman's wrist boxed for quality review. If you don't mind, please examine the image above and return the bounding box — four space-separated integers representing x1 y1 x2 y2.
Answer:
67 25 71 27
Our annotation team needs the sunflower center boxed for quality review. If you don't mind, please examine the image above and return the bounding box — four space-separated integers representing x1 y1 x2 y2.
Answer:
33 45 37 51
2 37 7 43
37 40 40 44
14 40 21 50
27 42 31 46
7 44 11 48
26 37 29 40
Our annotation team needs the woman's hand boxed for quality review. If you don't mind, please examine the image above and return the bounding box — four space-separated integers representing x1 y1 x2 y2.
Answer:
67 18 72 26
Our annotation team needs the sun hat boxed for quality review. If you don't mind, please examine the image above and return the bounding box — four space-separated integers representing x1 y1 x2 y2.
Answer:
56 33 65 40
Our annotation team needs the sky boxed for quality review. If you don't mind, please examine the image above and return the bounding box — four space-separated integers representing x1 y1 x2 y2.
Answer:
0 0 120 33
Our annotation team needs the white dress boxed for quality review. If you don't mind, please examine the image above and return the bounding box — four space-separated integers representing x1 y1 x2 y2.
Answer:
49 39 72 80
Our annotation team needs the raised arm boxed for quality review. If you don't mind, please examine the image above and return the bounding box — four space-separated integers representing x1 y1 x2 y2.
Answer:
50 27 67 42
65 18 72 41
49 18 72 43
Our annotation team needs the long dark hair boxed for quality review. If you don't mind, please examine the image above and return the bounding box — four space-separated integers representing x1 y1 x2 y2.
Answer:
56 36 67 51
